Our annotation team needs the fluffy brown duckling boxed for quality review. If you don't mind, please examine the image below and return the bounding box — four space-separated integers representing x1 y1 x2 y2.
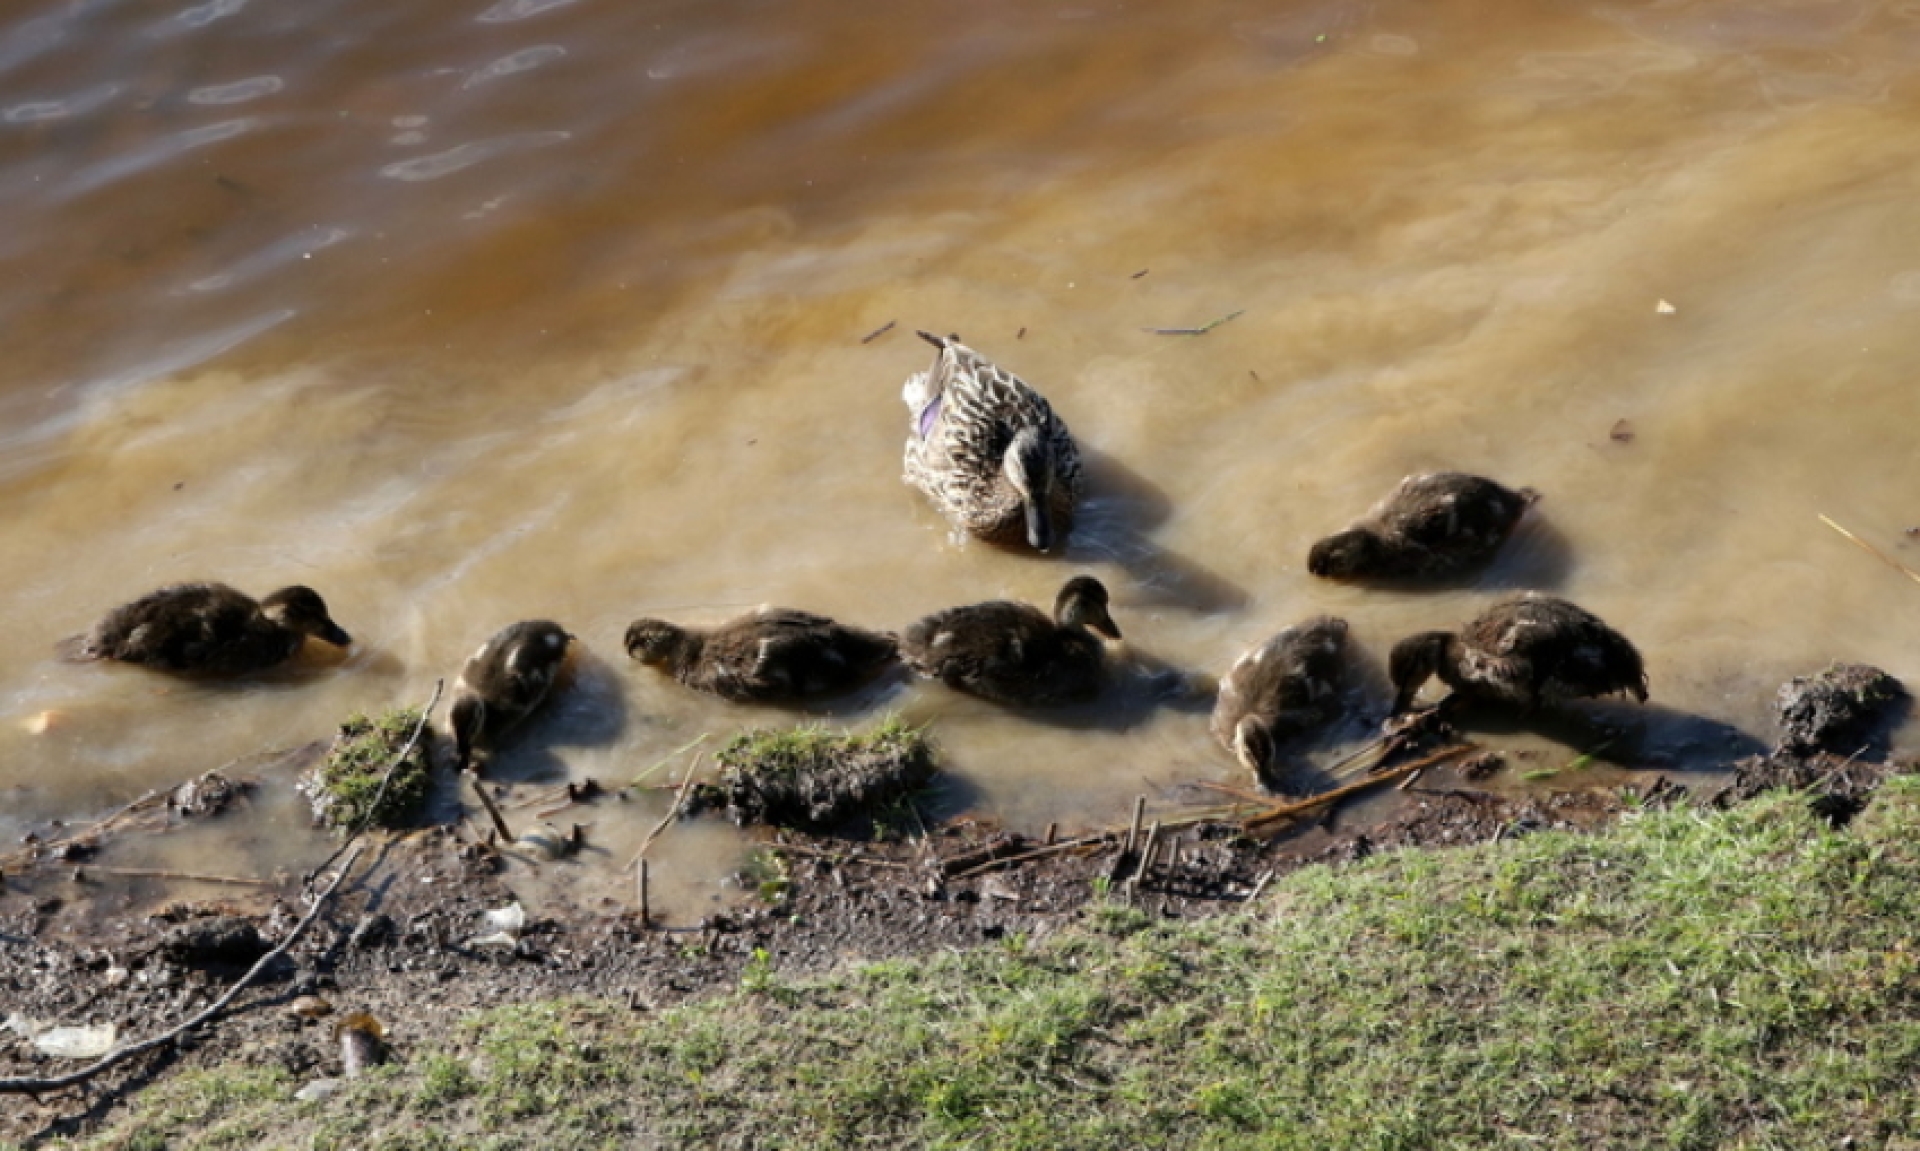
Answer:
900 575 1121 706
1211 616 1349 792
1308 472 1537 581
75 582 352 675
449 620 573 775
1389 594 1647 714
624 608 898 704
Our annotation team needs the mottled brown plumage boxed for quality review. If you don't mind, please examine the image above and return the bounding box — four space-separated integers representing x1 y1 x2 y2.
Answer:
77 582 352 675
624 608 898 704
1308 472 1537 580
1211 616 1349 792
1389 594 1647 714
449 620 573 775
901 576 1120 706
902 331 1082 552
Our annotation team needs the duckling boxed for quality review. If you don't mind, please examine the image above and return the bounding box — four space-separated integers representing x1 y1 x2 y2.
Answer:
902 331 1083 552
1211 616 1349 792
624 608 898 704
1389 594 1647 714
449 621 573 775
900 575 1120 706
1308 472 1537 581
75 582 352 675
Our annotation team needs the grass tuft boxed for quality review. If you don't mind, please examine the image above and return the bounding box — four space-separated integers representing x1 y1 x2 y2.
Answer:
298 707 434 833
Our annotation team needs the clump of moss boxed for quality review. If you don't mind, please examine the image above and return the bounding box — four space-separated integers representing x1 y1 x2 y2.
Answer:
299 707 435 834
710 716 935 830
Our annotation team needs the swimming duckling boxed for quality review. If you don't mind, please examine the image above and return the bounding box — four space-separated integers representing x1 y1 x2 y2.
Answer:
624 608 898 704
1389 594 1647 714
75 582 352 675
449 620 573 775
1308 472 1537 581
902 331 1083 552
1211 616 1349 792
901 575 1121 706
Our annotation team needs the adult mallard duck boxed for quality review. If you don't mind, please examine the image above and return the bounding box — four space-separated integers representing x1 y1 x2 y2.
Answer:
449 620 573 774
900 575 1120 706
1308 472 1537 581
902 330 1082 552
1211 616 1348 792
624 608 898 704
1389 594 1647 714
75 582 352 675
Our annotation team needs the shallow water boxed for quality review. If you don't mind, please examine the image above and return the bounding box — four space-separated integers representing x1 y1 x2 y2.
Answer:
4 0 1920 922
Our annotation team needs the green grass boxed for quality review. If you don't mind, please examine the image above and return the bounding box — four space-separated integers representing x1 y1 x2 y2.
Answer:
299 707 434 834
709 714 936 831
46 779 1920 1149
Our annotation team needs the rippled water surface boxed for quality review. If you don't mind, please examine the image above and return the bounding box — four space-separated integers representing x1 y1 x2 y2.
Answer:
5 0 1920 921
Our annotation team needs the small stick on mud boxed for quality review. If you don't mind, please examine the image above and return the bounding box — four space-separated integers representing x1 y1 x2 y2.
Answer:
1043 822 1057 846
860 320 897 345
768 842 915 870
949 832 1114 881
1131 821 1161 893
637 858 650 927
1246 869 1274 902
1126 796 1146 854
1242 746 1475 836
0 845 367 1097
1819 513 1920 587
467 774 514 843
79 866 277 888
627 758 704 871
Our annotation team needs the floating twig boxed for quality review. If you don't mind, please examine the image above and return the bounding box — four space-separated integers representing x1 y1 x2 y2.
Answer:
627 756 704 870
1819 514 1920 587
1131 268 1149 279
1242 745 1475 836
468 774 514 843
79 867 277 888
0 845 366 1096
629 733 710 787
1144 309 1243 337
860 320 897 345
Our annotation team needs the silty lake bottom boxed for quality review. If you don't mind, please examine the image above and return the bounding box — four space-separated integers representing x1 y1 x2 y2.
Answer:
2 0 1918 921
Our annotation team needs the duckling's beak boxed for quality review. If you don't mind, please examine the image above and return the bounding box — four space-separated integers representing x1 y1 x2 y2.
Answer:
1088 606 1122 642
318 621 353 647
1024 499 1053 553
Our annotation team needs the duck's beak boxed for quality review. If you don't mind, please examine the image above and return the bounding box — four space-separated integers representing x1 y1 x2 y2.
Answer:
319 621 353 647
1088 605 1122 642
1024 499 1053 553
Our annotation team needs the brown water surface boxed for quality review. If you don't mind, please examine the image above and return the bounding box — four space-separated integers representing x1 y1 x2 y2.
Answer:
4 0 1920 921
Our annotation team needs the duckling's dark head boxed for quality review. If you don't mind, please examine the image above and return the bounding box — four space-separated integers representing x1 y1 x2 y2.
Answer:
1307 529 1389 580
1388 631 1453 713
1055 575 1121 640
624 619 690 667
261 586 352 647
1004 425 1057 551
1231 716 1276 781
450 694 486 774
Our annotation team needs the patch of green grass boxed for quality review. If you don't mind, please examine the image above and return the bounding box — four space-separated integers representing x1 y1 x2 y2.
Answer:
299 707 434 833
56 781 1920 1149
711 714 936 831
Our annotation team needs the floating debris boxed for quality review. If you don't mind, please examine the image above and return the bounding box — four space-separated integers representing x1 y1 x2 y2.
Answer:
170 770 250 818
1655 299 1677 314
472 901 526 948
298 708 434 834
1609 418 1635 443
859 319 896 344
1144 309 1243 337
710 716 936 830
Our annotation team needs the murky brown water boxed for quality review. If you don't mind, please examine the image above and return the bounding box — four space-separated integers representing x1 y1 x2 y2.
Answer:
5 0 1920 922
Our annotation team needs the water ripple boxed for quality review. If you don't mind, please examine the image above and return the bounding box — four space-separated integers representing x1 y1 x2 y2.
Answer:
64 117 258 195
4 83 119 124
463 44 567 88
188 75 284 106
186 226 352 293
476 0 579 25
378 130 570 182
155 0 249 35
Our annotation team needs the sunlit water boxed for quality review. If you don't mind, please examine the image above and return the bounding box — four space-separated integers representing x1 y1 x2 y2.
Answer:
4 0 1920 924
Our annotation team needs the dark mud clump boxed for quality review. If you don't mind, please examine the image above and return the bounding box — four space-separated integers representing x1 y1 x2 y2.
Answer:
159 915 268 969
298 708 435 833
1774 663 1907 757
708 717 935 830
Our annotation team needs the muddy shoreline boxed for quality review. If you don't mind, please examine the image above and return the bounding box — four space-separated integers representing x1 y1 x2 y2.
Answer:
5 693 1909 1148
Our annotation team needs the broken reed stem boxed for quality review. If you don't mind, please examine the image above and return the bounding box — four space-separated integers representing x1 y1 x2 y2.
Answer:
637 858 650 928
79 867 276 888
1819 513 1920 587
1131 821 1162 893
1247 869 1275 902
628 756 703 871
0 845 366 1096
949 832 1113 881
1241 745 1476 836
1126 796 1146 854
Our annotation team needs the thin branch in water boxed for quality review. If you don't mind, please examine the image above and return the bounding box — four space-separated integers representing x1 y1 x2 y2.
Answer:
1143 309 1243 337
1819 513 1920 587
629 732 710 787
80 867 277 888
627 755 705 870
860 320 897 344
